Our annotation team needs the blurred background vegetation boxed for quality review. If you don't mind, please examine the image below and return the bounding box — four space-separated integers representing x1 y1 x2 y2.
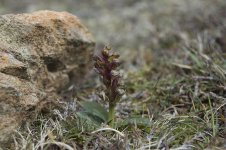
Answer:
1 0 226 71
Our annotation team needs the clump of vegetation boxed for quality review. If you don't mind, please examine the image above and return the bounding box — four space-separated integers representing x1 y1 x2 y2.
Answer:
8 39 225 149
93 46 123 126
11 41 226 150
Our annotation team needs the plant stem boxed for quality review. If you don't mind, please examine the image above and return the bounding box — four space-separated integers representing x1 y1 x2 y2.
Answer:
108 103 116 126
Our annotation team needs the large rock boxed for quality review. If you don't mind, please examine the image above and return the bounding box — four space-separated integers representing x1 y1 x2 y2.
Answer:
0 10 95 143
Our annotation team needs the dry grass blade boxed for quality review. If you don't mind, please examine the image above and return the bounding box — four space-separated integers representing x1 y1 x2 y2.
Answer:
91 127 125 137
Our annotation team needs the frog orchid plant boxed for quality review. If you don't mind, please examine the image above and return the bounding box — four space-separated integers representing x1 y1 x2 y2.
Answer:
93 46 124 125
78 47 150 128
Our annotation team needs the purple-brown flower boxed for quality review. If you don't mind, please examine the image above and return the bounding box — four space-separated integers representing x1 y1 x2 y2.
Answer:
94 47 122 102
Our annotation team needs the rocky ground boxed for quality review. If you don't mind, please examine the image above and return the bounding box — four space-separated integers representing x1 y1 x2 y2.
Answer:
0 0 226 149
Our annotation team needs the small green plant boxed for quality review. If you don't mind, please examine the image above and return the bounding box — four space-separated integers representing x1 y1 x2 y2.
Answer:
93 46 123 126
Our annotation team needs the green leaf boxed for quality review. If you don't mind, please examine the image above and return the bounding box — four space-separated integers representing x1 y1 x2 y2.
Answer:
116 116 152 128
76 111 103 126
78 101 109 123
